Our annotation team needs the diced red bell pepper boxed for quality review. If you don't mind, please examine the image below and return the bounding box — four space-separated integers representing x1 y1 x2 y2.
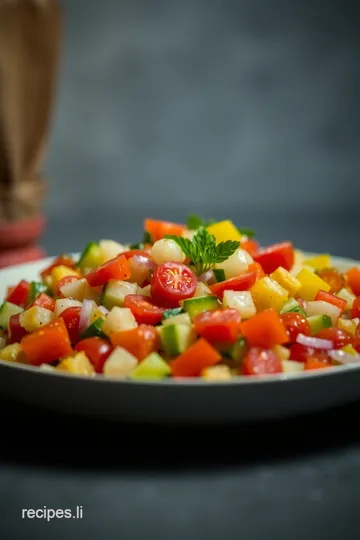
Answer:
351 297 360 319
193 309 242 344
8 314 29 344
144 219 186 242
253 242 294 274
6 280 30 307
240 308 289 348
85 254 130 287
28 292 56 312
20 318 73 366
304 357 330 370
40 255 75 280
242 347 282 375
209 271 257 298
315 290 347 314
171 338 221 377
110 325 159 361
60 307 82 346
346 267 360 297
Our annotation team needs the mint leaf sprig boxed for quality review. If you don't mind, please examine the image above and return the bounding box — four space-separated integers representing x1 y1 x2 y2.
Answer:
166 227 239 276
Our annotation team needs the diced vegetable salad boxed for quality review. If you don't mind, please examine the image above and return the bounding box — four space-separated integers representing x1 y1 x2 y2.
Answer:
1 216 360 380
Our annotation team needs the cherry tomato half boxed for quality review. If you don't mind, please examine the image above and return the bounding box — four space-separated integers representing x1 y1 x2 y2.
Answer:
289 343 330 364
242 347 282 375
209 271 257 299
316 328 353 350
316 268 344 294
124 295 165 325
253 242 294 274
60 306 82 345
280 312 311 342
75 337 113 373
151 261 197 308
194 308 242 344
351 297 360 320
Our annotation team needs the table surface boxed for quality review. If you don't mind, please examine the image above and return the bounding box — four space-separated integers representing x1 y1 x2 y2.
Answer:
2 210 360 540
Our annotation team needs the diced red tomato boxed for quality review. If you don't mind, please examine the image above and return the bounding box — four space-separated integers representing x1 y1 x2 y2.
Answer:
151 261 197 308
8 314 29 344
242 347 282 375
351 297 360 319
124 295 165 325
354 324 360 353
315 290 346 314
60 306 82 345
6 280 30 307
316 268 344 294
289 343 330 364
57 275 80 297
28 292 56 312
247 262 265 280
110 325 159 361
171 338 221 377
20 318 73 366
304 356 330 370
85 254 130 287
75 337 113 373
240 309 289 348
253 242 294 274
144 219 186 242
240 239 260 257
40 255 75 280
280 312 311 342
316 327 353 350
346 267 360 297
194 309 242 344
209 271 257 299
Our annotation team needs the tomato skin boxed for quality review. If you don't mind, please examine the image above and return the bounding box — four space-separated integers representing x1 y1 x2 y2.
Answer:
351 297 360 319
8 314 29 344
75 337 113 373
6 280 30 307
194 309 242 344
28 292 56 312
253 242 294 274
316 328 353 350
209 271 257 298
60 306 82 345
289 343 329 364
280 313 311 342
151 262 197 308
242 347 282 375
316 268 344 294
85 254 130 288
124 295 165 325
110 325 159 361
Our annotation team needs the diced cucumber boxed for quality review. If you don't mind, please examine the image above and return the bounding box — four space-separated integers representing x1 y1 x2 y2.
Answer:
0 302 23 330
162 313 191 326
80 318 107 339
130 352 171 380
307 314 332 335
27 281 49 304
182 295 219 321
280 298 306 316
213 269 226 282
77 242 103 270
162 307 184 320
101 280 137 310
230 337 249 364
158 323 196 356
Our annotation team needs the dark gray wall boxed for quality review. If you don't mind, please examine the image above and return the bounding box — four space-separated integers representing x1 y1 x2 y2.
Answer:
43 0 360 257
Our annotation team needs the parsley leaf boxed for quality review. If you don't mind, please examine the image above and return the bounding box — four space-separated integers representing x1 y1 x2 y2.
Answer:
237 227 255 238
129 231 153 249
166 227 239 275
186 214 215 230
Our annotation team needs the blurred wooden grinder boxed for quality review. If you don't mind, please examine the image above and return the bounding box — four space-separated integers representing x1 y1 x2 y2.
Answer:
0 0 62 268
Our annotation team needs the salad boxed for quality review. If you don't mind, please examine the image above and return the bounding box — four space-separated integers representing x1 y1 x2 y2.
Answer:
0 216 360 380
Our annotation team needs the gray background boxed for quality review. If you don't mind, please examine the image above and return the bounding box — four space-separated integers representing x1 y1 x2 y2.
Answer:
42 0 360 258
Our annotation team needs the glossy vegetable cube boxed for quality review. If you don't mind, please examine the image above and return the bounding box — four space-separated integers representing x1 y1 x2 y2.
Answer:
270 267 301 296
296 268 331 301
51 265 81 293
19 306 55 332
341 344 358 356
56 351 95 375
250 277 289 313
0 343 27 363
206 220 242 243
201 365 232 380
337 318 357 337
303 254 331 269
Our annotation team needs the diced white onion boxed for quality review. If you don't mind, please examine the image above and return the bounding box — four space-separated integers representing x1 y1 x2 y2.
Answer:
79 299 94 333
60 278 87 300
194 282 212 297
223 290 256 319
337 288 356 310
55 298 83 317
306 301 341 326
151 239 186 265
215 248 253 279
102 307 138 336
328 350 360 364
296 333 333 349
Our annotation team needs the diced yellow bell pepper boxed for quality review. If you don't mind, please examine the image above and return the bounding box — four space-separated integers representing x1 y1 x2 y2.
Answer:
19 306 55 332
201 365 232 380
206 220 242 243
272 344 291 361
270 267 301 296
303 254 331 269
0 343 28 363
250 277 289 313
296 268 331 301
56 351 95 375
337 318 357 337
51 265 82 293
341 344 358 356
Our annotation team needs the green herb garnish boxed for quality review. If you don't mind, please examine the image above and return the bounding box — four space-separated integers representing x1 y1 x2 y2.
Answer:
129 231 153 249
237 228 255 238
166 227 239 275
186 214 215 230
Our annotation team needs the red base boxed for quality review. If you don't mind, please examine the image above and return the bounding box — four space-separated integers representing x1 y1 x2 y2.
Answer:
0 246 46 268
0 215 46 250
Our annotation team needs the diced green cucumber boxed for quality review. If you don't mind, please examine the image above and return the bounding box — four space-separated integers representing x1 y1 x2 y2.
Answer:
100 280 137 310
162 307 184 320
307 314 332 335
80 318 107 339
27 281 49 304
213 269 226 282
158 324 196 356
130 352 171 379
280 298 306 316
182 295 219 321
77 242 103 270
162 313 191 326
0 302 23 330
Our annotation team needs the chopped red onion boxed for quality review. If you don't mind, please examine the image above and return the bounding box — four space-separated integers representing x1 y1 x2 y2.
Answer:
129 255 157 286
199 270 216 284
296 333 333 350
328 350 360 364
79 299 93 332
